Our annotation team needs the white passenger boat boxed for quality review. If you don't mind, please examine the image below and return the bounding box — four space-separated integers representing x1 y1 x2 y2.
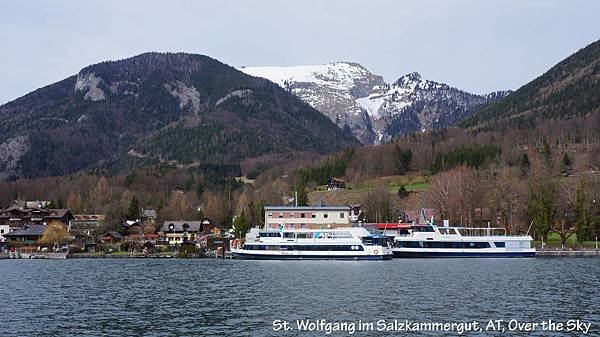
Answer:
373 224 535 258
231 227 393 260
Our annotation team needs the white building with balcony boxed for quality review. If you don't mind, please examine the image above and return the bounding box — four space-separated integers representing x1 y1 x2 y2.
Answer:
264 205 353 230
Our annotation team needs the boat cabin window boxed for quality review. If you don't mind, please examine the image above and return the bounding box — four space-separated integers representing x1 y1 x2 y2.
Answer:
283 232 295 238
438 228 458 235
412 226 435 232
296 232 310 239
362 237 388 246
259 232 282 238
494 242 505 248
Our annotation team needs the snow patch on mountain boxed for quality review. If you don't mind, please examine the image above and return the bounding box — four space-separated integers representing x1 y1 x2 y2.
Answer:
240 63 509 144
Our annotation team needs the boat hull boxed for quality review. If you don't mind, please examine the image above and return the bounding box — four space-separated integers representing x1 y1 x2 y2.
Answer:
392 250 535 258
232 252 392 260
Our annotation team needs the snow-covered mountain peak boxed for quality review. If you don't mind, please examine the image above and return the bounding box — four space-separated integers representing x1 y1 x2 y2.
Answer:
240 63 507 144
240 62 378 92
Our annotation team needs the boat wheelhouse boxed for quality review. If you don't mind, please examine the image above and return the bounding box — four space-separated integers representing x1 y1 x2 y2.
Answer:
373 224 535 258
231 227 393 260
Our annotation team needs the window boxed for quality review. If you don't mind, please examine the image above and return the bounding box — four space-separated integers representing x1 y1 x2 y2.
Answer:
494 242 505 248
311 214 316 218
324 213 328 218
278 214 283 218
267 213 273 218
340 213 345 218
300 213 306 218
1 229 4 234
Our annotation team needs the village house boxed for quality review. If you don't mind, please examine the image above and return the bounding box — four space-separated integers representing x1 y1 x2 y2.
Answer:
161 221 203 245
140 209 158 227
69 214 106 237
98 231 124 244
326 177 346 191
2 224 47 243
264 205 354 230
0 205 74 231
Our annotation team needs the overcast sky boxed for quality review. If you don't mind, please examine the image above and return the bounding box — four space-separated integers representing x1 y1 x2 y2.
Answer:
1 0 599 104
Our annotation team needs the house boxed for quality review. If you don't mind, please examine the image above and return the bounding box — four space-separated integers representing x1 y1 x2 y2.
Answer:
2 224 47 243
122 220 143 235
0 224 10 238
0 206 74 230
264 205 352 230
69 214 106 237
161 221 203 245
12 200 52 208
327 178 346 191
98 231 124 244
140 209 158 227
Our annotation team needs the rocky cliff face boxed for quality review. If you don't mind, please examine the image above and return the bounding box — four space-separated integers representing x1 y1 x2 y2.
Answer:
0 53 357 180
241 64 509 144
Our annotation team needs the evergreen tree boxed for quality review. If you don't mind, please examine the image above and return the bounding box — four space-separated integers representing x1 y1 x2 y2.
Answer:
233 210 249 239
127 196 140 220
296 184 309 206
574 184 589 241
519 153 531 177
395 146 412 175
541 140 552 168
528 183 556 240
562 152 572 168
398 185 409 199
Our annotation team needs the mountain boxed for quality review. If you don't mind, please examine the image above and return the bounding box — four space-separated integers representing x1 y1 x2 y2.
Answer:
240 63 508 144
0 53 357 180
460 39 600 129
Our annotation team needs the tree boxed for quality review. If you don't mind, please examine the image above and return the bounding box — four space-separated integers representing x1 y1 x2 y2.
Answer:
397 185 409 199
296 184 309 206
362 187 394 223
528 181 556 240
39 221 70 244
541 140 552 168
127 195 140 220
562 153 572 168
233 210 250 239
519 153 531 177
395 146 412 175
574 183 589 242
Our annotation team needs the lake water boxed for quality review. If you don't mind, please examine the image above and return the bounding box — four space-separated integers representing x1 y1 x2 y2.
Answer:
0 258 598 337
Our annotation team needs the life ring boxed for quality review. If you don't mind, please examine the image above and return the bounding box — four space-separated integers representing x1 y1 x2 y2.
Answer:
374 249 379 254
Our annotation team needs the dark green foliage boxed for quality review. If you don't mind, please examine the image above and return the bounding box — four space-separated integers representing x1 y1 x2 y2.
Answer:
430 144 500 174
0 52 356 180
460 39 600 130
395 146 412 175
233 210 249 239
398 185 409 199
541 140 553 168
295 183 309 206
296 149 354 185
123 171 136 188
127 195 140 220
519 153 531 177
177 242 197 258
528 183 556 240
562 152 572 168
363 189 395 223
